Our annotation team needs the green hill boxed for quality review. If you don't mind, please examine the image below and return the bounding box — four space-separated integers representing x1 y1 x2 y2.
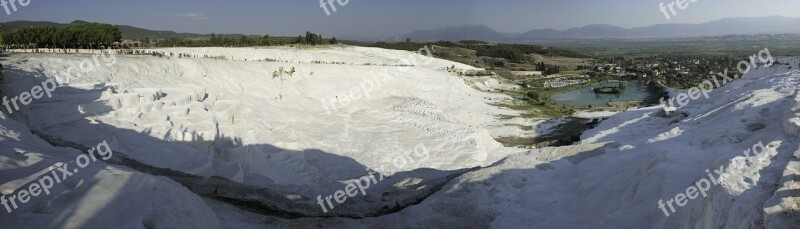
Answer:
0 20 245 41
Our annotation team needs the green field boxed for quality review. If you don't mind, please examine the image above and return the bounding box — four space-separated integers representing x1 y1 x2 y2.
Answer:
549 35 800 57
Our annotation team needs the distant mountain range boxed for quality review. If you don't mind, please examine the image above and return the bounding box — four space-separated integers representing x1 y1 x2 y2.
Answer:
394 16 800 42
2 16 799 42
400 25 504 42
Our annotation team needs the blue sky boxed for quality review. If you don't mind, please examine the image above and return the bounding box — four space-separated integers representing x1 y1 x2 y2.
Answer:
2 0 799 37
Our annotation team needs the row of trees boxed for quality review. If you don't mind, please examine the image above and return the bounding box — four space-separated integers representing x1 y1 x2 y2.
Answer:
1 23 122 49
475 45 527 63
293 31 333 45
151 31 338 47
352 40 587 63
501 44 586 58
473 44 587 62
535 62 561 75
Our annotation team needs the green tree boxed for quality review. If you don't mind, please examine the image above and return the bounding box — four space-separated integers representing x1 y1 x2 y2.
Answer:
261 35 272 46
1 23 121 49
239 35 251 46
527 91 542 101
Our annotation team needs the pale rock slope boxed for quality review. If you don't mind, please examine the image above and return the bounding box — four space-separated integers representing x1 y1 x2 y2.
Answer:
0 109 220 228
3 47 799 228
266 57 800 228
2 46 524 210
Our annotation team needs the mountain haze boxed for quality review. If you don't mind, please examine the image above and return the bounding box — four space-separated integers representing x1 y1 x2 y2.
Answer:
398 16 800 41
2 16 798 42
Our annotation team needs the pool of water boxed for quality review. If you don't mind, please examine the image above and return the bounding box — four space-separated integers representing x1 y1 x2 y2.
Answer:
549 82 650 107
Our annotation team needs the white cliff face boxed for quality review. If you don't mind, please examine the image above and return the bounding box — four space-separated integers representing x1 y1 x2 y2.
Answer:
767 81 800 229
784 92 800 137
1 46 524 203
331 57 800 229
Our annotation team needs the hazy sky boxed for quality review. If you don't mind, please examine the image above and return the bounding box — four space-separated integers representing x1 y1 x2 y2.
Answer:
2 0 799 37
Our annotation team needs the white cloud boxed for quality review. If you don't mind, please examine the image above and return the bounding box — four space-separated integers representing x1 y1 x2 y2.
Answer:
174 13 207 20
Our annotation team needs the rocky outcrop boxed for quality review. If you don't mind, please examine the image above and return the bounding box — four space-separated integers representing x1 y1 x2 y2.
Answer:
784 93 800 137
763 92 800 228
762 146 800 228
